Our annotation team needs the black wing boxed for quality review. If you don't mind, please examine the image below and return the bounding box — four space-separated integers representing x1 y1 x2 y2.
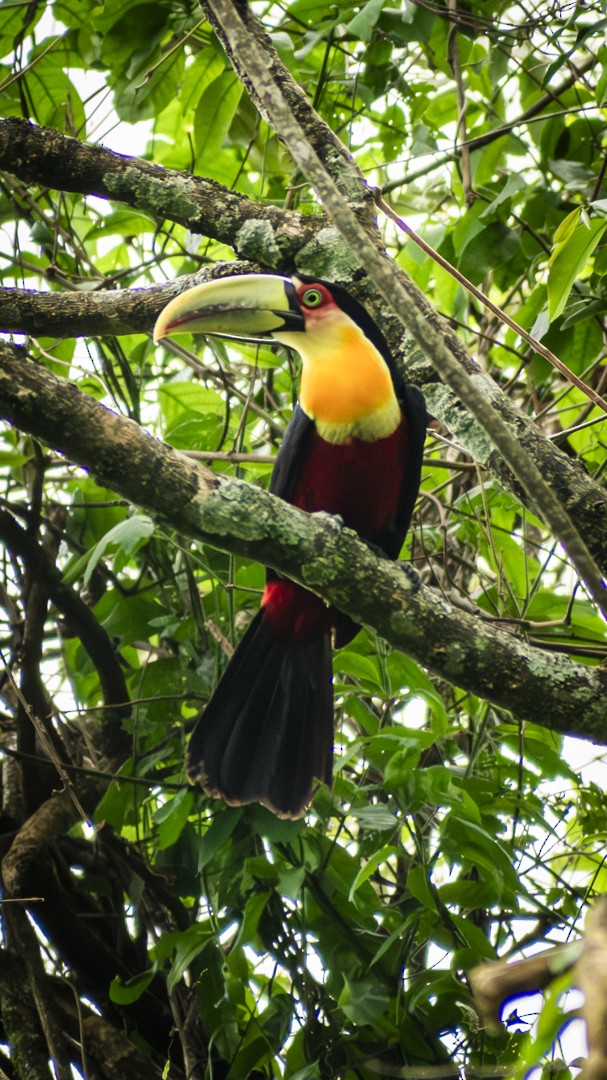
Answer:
269 403 316 503
376 383 427 560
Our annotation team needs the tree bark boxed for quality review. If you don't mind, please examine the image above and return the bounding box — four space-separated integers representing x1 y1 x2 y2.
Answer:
0 340 605 739
0 117 320 270
0 951 52 1080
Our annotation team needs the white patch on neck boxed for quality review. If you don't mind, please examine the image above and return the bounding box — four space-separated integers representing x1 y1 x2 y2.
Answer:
314 395 402 444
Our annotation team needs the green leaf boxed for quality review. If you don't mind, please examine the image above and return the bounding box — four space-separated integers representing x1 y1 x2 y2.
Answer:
457 221 520 284
548 211 607 319
335 650 382 690
164 924 216 994
441 816 520 899
346 0 385 41
110 968 156 1004
23 44 86 131
82 514 155 585
378 4 435 44
480 174 526 218
0 4 43 59
438 877 503 910
385 653 449 734
348 845 399 902
180 46 225 117
449 912 496 961
153 789 194 850
383 741 423 790
285 0 354 28
338 975 390 1024
231 889 272 952
158 382 224 426
226 1037 271 1080
406 863 435 911
349 804 398 831
194 72 243 168
94 762 135 831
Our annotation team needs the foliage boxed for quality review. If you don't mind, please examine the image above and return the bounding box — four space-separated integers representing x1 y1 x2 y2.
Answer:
0 0 606 1077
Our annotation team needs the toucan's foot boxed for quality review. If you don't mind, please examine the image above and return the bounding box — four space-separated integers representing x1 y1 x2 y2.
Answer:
400 562 422 594
314 510 344 530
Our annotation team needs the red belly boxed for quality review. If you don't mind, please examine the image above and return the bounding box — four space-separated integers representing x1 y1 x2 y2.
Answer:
262 419 409 642
292 422 409 540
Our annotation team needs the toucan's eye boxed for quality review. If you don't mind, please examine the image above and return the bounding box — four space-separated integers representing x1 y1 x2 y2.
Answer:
301 288 324 308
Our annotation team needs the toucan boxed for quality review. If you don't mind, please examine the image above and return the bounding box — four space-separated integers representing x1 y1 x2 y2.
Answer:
154 274 426 818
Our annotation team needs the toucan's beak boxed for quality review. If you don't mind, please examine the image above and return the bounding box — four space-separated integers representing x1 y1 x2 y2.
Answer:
153 274 305 345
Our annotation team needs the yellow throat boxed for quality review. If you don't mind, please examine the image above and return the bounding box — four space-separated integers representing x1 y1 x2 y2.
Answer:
277 316 401 444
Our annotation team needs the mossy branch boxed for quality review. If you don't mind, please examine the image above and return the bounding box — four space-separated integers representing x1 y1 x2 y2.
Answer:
0 340 605 738
0 117 321 270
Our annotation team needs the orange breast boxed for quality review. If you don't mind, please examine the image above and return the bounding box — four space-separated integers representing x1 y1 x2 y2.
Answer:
298 324 397 429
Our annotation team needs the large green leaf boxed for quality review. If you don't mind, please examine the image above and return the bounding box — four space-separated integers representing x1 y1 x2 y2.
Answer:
194 71 243 170
548 208 607 319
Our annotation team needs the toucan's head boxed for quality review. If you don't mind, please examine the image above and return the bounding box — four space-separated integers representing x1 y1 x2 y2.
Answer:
154 273 391 360
154 273 402 440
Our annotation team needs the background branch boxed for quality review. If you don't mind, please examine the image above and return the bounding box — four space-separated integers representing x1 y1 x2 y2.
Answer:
0 510 130 723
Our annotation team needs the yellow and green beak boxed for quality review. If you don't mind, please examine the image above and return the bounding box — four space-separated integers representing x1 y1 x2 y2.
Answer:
153 273 305 345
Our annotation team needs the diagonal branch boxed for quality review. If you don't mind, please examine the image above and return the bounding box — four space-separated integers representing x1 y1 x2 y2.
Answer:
0 340 605 738
201 0 607 618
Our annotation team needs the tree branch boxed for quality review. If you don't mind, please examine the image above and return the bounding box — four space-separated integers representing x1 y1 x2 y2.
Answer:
0 780 175 1052
0 510 130 724
0 341 605 738
0 264 254 337
3 906 72 1080
0 950 52 1080
468 941 581 1035
82 1015 166 1080
577 896 607 1080
2 121 607 577
0 117 322 270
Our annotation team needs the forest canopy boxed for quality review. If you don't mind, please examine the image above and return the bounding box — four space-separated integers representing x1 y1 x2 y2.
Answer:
0 0 606 1078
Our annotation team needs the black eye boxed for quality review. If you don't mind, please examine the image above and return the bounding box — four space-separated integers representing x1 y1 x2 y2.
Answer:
302 288 323 308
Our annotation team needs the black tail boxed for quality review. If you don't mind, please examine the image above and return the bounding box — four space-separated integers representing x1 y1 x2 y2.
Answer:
187 611 334 818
